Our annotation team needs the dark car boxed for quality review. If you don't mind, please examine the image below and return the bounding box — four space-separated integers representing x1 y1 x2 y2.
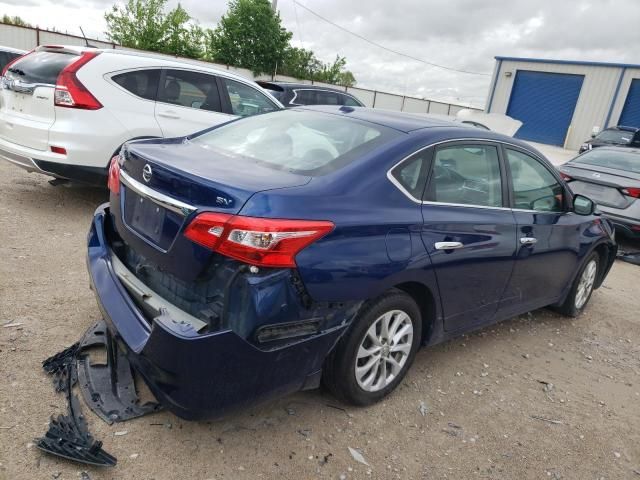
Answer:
89 106 616 419
257 81 364 108
0 45 26 74
560 146 640 238
578 126 640 154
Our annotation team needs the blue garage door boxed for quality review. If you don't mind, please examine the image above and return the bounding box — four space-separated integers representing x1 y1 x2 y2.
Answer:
619 79 640 127
507 71 584 146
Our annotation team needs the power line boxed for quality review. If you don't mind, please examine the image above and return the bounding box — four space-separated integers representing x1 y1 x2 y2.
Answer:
291 0 491 77
292 0 304 48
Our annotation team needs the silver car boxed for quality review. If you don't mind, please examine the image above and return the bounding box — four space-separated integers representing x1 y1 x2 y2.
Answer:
559 146 640 239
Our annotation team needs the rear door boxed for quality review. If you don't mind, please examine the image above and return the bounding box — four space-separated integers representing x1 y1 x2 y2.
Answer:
419 142 517 332
155 68 230 137
498 147 581 315
0 50 78 150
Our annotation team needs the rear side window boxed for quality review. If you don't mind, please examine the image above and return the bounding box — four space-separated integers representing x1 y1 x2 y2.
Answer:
390 152 429 200
223 78 278 117
112 69 160 101
5 51 77 85
159 69 222 112
190 109 398 175
426 145 503 207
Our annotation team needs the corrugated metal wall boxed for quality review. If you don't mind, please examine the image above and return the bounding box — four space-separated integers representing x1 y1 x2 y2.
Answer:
0 23 480 116
487 59 640 150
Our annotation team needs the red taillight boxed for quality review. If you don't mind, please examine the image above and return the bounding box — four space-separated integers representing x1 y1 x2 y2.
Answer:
54 52 102 110
1 50 34 77
621 187 640 198
184 213 334 268
50 146 67 155
560 172 572 182
108 155 121 194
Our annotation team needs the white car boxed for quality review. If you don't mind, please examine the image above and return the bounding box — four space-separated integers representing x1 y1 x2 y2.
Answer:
0 45 283 185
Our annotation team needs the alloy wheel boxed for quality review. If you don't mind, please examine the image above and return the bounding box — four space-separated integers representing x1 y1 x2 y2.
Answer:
575 259 597 309
355 309 414 392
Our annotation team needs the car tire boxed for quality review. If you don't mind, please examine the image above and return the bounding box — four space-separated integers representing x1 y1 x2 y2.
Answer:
555 252 600 317
322 290 422 406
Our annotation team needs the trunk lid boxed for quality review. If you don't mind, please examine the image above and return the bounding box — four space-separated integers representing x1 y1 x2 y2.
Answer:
117 139 311 253
0 49 79 150
561 163 640 209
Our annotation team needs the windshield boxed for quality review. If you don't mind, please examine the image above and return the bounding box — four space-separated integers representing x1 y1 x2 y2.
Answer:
573 148 640 173
189 109 399 175
595 129 634 144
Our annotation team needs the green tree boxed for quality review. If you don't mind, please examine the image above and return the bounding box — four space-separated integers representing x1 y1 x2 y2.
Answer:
2 14 32 27
104 0 204 58
208 0 291 75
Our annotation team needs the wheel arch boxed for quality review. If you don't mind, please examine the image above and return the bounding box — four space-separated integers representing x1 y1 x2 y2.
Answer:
393 281 437 345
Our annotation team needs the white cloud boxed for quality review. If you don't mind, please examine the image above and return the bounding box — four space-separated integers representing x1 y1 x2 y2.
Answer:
1 0 638 108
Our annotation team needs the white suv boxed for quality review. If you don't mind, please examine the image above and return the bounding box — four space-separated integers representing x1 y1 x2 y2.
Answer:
0 45 282 185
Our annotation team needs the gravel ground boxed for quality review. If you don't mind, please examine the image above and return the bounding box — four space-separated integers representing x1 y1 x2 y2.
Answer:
1 161 639 480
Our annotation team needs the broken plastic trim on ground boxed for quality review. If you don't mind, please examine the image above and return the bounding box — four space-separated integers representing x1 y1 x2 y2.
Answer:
36 320 162 467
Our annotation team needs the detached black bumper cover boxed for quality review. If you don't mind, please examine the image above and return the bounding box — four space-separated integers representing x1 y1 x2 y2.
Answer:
87 204 348 420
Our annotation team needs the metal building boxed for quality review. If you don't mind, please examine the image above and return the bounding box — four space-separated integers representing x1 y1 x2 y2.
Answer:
485 57 640 150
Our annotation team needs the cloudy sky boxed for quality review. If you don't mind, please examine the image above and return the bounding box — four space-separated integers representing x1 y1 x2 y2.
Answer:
2 0 639 107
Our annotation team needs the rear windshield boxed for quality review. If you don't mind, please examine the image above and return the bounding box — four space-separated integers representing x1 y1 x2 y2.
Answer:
5 51 77 85
573 148 640 173
189 109 400 175
595 129 634 144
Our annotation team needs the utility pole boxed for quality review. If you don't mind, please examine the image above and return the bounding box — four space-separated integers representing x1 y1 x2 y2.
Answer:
272 0 278 11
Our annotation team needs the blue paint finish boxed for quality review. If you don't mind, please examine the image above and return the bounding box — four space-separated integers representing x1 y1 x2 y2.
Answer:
605 67 627 128
486 59 502 113
495 56 640 70
618 78 640 128
88 107 617 419
507 70 584 146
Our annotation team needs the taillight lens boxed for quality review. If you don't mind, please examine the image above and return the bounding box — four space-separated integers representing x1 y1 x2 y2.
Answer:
108 155 121 194
1 50 34 77
184 213 334 268
621 187 640 198
54 52 102 110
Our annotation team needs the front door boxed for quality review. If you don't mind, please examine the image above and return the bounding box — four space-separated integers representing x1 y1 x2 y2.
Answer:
420 142 517 332
497 147 581 316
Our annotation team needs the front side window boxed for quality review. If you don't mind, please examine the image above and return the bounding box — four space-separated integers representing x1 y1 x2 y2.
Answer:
343 95 363 107
425 144 503 207
159 69 222 112
112 69 160 101
223 78 278 117
190 109 397 175
315 91 340 105
507 149 564 212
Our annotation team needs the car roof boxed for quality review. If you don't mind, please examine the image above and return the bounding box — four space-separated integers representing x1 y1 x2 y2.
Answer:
34 45 256 86
295 105 542 153
258 81 349 94
608 125 640 133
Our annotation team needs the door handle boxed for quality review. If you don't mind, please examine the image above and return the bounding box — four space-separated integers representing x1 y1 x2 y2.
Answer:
158 110 180 119
520 237 538 246
435 241 464 250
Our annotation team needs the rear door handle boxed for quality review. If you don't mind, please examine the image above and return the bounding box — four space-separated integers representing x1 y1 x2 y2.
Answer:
158 110 180 119
435 241 464 250
520 237 538 246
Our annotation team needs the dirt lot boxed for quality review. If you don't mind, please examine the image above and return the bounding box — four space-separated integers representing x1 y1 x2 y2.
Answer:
1 161 639 480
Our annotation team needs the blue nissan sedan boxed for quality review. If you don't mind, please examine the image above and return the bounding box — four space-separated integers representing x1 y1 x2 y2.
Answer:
88 106 616 419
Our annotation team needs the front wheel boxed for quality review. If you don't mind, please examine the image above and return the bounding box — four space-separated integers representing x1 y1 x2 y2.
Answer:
322 290 422 406
555 252 600 317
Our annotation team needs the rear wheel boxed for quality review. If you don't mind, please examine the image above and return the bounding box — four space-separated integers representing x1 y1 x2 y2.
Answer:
323 290 422 405
556 252 600 317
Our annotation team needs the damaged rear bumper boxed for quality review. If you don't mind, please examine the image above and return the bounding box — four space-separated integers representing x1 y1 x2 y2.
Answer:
87 204 351 420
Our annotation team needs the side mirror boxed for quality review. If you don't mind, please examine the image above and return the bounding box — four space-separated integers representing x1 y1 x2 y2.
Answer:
590 133 597 139
573 194 595 215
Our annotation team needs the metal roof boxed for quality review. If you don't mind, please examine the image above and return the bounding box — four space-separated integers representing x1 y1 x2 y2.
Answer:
495 56 640 70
